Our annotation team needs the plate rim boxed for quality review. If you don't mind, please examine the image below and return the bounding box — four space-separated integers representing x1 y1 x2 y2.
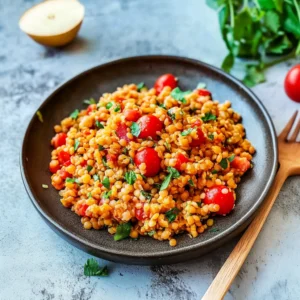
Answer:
20 55 278 260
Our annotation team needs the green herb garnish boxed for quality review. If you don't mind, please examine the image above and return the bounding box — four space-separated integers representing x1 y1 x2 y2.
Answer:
102 156 110 169
148 230 156 236
88 192 92 198
84 258 108 277
83 98 96 105
165 207 180 223
141 190 152 201
122 148 128 154
98 145 104 151
74 139 80 151
124 171 137 185
158 103 167 109
188 179 195 187
114 223 132 241
228 154 236 162
208 133 214 140
164 142 171 151
167 109 176 121
66 178 75 183
153 183 161 189
93 174 100 181
211 169 218 174
181 128 195 136
102 177 110 189
220 158 228 169
87 165 93 172
201 112 217 122
160 167 180 191
170 87 192 104
130 122 141 137
137 82 145 91
197 82 207 89
103 190 112 199
106 102 113 109
70 109 79 120
114 106 121 112
36 110 43 123
95 120 104 129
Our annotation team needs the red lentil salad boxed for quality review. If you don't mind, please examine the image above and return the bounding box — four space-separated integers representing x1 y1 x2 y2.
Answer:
48 74 255 247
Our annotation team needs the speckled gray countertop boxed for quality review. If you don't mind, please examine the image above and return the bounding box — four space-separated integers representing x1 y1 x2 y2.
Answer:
1 0 300 299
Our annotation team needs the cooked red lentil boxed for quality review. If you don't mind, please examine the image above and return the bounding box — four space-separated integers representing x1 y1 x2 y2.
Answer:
49 74 255 246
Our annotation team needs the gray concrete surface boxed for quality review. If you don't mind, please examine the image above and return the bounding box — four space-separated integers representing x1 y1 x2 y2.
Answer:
1 0 300 299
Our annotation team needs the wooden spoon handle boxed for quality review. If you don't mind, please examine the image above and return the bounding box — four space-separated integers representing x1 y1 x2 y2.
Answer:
202 166 288 300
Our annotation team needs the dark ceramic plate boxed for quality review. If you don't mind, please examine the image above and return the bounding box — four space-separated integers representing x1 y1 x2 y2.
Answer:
21 56 278 265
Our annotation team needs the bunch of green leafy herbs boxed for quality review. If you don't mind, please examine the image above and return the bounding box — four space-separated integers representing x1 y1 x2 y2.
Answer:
206 0 300 87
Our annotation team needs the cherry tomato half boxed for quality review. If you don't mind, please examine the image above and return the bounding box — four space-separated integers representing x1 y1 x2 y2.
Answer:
135 203 148 221
58 151 71 166
197 89 211 97
137 115 163 139
52 133 67 149
123 109 141 122
203 186 235 215
49 161 60 173
77 203 89 217
174 153 189 171
190 120 206 147
86 104 97 114
231 156 251 173
116 123 131 142
57 170 71 180
154 74 177 95
134 147 161 177
284 64 300 102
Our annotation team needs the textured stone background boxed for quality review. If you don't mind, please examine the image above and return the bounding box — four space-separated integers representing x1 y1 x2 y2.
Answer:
1 0 300 299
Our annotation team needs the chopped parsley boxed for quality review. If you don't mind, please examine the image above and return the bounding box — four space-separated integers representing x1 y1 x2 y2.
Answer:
130 122 141 137
93 174 100 181
170 87 192 104
201 112 217 122
208 133 214 140
164 142 171 151
122 148 128 154
87 165 93 172
228 154 236 162
95 120 104 129
188 179 195 187
83 98 96 105
197 82 207 89
98 145 105 151
87 192 92 198
158 103 167 109
102 177 110 189
103 190 112 199
153 183 161 189
165 207 180 223
114 106 121 112
181 128 195 136
148 230 156 237
211 169 218 174
74 139 80 151
84 258 108 277
141 190 152 201
124 171 137 185
106 102 113 109
220 158 228 169
137 82 145 91
160 167 180 191
102 156 110 169
66 178 75 183
114 222 132 241
167 109 176 121
36 110 43 123
70 109 79 120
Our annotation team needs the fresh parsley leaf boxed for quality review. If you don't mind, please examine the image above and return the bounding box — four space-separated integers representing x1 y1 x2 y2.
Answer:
141 174 147 181
211 169 218 174
265 10 281 33
153 183 161 189
103 190 112 199
170 87 192 104
83 98 96 105
130 122 141 137
158 103 167 109
70 109 79 119
137 82 145 91
98 145 104 151
66 178 75 183
220 158 228 169
165 207 180 223
114 106 121 112
102 177 110 189
93 174 100 181
164 142 171 151
160 167 180 191
102 156 110 169
141 190 152 201
188 179 195 187
148 230 156 236
228 154 236 162
106 102 113 109
181 128 195 136
96 120 104 129
197 82 207 89
124 171 137 185
122 148 128 154
201 112 217 122
87 165 93 172
114 223 132 241
74 139 80 151
88 192 92 198
243 64 266 88
84 258 108 277
36 110 43 123
167 109 176 121
208 133 214 140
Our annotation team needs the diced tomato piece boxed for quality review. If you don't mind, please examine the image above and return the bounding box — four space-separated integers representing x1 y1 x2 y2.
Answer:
134 147 161 177
203 186 234 215
49 161 60 173
52 133 67 149
58 151 71 166
190 120 206 147
80 160 87 167
154 74 177 95
231 156 251 173
107 153 117 163
197 89 211 97
123 109 141 122
116 123 131 142
77 203 89 217
135 203 149 221
137 115 163 139
57 170 71 180
174 153 189 171
86 104 97 114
